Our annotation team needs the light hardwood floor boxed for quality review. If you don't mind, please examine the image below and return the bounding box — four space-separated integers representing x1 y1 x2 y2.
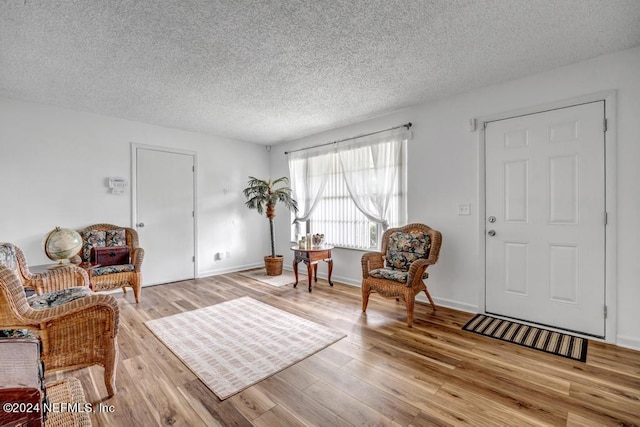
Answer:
47 272 640 426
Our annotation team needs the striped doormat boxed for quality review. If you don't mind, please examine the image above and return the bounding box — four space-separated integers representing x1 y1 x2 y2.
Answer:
462 314 588 362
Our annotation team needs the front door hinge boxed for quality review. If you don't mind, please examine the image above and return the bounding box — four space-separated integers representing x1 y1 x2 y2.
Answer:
604 305 608 319
603 118 608 133
192 255 195 262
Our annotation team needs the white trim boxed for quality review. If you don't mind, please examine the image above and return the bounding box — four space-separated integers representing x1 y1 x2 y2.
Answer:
616 335 640 352
476 91 617 343
199 262 263 277
131 143 199 281
603 92 618 345
308 272 480 313
429 296 478 314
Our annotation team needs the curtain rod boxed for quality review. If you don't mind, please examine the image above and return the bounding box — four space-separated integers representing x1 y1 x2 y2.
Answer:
284 122 412 155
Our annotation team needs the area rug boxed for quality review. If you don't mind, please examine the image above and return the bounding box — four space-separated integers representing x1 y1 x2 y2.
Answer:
239 269 303 287
462 314 588 362
145 296 345 399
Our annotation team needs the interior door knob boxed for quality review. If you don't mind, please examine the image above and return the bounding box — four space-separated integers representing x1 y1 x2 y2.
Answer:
488 229 496 236
137 222 145 228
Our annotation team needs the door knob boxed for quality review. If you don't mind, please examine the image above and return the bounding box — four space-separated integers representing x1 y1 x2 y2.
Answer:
136 222 145 228
488 229 496 237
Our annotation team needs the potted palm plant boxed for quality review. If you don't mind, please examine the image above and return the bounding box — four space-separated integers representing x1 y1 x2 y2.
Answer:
243 176 298 276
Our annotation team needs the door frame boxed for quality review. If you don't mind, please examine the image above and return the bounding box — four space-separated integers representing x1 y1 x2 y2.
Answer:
475 90 617 343
130 143 199 283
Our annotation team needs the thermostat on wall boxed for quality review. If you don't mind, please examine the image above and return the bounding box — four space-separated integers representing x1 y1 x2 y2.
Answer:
108 177 128 195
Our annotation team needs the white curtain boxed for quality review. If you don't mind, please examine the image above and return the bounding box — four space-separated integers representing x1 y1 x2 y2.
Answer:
287 146 333 237
337 129 409 230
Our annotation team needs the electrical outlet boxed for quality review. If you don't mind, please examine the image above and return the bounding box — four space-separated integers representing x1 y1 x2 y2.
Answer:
457 203 471 215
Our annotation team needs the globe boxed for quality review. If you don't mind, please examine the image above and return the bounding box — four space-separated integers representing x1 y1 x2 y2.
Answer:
43 226 83 265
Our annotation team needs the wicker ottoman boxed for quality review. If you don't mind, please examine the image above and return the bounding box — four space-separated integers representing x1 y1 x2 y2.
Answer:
45 377 92 427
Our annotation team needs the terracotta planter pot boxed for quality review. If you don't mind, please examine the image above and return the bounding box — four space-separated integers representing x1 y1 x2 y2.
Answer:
264 255 284 276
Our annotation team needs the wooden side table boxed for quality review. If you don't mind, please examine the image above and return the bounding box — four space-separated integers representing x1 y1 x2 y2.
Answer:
291 245 334 292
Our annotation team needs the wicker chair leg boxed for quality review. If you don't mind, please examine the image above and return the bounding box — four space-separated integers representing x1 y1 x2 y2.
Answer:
104 338 118 397
424 288 437 311
362 283 370 312
405 296 415 327
132 282 141 304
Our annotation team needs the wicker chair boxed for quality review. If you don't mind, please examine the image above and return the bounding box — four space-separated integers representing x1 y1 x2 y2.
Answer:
0 243 90 295
77 223 144 303
0 243 119 397
361 223 442 327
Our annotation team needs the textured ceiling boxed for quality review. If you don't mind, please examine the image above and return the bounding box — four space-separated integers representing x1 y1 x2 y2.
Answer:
1 1 639 144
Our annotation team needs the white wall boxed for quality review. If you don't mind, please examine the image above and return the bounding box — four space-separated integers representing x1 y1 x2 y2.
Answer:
0 98 269 276
270 46 640 350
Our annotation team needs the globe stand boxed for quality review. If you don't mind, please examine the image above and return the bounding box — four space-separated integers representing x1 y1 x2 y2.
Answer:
47 260 70 269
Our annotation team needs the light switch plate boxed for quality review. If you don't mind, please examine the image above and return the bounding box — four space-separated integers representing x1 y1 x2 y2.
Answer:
457 203 471 215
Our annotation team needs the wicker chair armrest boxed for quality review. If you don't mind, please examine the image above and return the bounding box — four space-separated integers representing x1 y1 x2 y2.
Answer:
131 247 144 271
23 265 90 294
23 293 120 336
406 258 432 288
361 251 384 278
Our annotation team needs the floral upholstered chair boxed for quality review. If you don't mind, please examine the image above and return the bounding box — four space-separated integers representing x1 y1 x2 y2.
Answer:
361 223 442 327
77 223 144 303
0 242 120 397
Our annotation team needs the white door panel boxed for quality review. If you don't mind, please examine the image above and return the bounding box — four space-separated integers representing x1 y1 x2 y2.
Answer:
136 147 195 285
485 102 605 337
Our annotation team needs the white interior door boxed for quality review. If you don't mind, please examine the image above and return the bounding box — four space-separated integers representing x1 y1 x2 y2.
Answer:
135 146 196 285
485 101 606 337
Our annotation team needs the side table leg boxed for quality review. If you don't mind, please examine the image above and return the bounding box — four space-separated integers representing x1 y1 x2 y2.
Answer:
293 258 299 288
313 263 318 282
306 262 313 292
327 259 334 286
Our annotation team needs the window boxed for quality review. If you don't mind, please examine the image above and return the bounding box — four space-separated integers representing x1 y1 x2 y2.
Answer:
288 128 409 249
310 154 378 248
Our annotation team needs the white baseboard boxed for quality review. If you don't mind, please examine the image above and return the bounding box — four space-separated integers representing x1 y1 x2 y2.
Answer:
198 262 262 278
293 271 479 313
281 268 360 287
616 335 640 351
429 296 478 314
150 267 640 352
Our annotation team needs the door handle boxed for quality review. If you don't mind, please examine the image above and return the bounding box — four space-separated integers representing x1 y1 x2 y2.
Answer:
488 216 496 223
488 229 496 237
136 222 145 228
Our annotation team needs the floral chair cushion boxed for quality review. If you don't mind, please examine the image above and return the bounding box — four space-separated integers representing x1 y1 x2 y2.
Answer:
385 232 431 271
80 229 126 262
0 243 18 272
106 229 126 247
80 230 106 262
92 264 135 276
369 267 429 284
27 286 92 310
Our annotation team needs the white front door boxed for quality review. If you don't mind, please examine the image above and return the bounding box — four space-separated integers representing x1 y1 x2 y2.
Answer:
485 101 606 337
134 146 196 285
